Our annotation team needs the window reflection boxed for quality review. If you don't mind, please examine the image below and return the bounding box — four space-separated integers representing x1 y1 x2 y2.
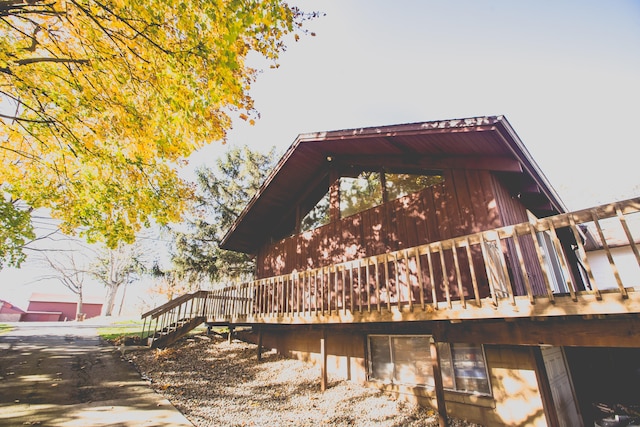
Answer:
299 171 444 232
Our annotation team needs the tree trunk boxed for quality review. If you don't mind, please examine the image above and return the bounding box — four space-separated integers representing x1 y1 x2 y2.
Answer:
76 293 84 321
118 281 128 316
103 283 119 316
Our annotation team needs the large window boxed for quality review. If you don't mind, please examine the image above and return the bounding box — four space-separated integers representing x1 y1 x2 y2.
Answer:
300 191 330 232
341 172 444 219
367 335 491 396
385 173 444 201
300 171 444 232
340 172 383 218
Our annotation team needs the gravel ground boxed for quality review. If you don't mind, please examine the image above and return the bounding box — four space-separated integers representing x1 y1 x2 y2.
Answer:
123 333 483 427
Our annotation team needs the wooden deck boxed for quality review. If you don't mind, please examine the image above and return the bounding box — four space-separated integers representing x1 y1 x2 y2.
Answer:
142 198 640 344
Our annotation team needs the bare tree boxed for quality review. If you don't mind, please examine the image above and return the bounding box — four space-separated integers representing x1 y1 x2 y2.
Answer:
92 243 145 316
37 249 90 320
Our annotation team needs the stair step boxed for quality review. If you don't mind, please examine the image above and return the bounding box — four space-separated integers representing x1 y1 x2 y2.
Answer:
145 315 206 348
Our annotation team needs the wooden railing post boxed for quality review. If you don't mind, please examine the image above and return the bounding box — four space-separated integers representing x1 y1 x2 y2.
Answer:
438 242 452 308
426 246 438 310
378 256 384 312
463 238 482 307
414 247 426 310
452 244 465 309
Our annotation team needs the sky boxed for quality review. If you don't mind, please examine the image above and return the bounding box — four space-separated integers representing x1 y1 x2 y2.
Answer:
194 0 640 210
3 1 640 310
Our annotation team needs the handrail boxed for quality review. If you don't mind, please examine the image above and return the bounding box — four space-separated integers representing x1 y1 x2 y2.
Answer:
141 290 208 320
140 290 211 347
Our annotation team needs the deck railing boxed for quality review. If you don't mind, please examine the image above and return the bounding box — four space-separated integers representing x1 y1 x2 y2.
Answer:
142 198 640 334
205 197 640 323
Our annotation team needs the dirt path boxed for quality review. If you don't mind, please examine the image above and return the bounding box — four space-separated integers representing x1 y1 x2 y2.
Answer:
0 321 193 427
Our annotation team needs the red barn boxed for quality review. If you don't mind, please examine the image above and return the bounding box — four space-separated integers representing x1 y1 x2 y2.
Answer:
25 293 103 321
0 300 26 322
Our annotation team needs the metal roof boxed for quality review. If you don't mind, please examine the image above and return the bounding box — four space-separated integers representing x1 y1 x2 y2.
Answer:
29 293 104 305
221 115 566 254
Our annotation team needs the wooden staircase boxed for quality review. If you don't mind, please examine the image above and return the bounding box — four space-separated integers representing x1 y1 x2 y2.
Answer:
141 291 212 349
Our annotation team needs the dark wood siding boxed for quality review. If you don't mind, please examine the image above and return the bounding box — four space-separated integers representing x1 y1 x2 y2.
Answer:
255 168 562 306
490 175 547 296
258 169 501 275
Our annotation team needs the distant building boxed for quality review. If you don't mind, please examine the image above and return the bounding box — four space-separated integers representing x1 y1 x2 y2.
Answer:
24 293 103 321
0 299 25 322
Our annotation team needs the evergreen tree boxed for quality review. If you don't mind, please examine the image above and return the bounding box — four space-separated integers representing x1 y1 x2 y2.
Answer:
171 146 278 284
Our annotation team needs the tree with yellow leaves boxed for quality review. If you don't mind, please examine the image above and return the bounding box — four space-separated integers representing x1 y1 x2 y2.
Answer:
0 0 311 267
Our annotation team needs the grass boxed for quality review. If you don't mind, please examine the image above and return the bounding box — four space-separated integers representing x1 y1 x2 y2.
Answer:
0 324 13 334
96 318 210 346
97 319 146 344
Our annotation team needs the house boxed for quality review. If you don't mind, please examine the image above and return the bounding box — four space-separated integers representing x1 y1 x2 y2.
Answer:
25 293 103 321
143 116 640 426
0 299 25 322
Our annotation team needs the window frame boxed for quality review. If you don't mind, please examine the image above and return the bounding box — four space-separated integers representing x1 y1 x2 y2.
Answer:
298 169 445 234
367 334 435 388
438 342 492 396
367 335 493 396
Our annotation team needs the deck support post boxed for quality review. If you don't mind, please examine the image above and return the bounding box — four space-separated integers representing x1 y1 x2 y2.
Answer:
430 339 448 427
257 327 263 361
320 329 328 391
228 325 234 344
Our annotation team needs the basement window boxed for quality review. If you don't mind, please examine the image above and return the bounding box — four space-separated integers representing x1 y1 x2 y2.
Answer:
438 343 491 395
368 336 492 396
367 335 435 387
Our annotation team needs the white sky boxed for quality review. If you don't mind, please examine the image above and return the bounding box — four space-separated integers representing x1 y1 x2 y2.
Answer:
3 0 640 309
195 0 640 210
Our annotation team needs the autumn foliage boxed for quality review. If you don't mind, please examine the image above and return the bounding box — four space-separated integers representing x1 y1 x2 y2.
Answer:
0 0 307 262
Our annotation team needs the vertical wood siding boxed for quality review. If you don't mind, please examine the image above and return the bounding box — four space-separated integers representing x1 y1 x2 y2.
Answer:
255 169 559 303
258 170 512 300
490 174 547 295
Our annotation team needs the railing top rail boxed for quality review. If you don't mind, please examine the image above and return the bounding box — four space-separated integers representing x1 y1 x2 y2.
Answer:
141 290 210 319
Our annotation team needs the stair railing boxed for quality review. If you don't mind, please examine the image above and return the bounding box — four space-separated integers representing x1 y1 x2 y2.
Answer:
140 290 210 346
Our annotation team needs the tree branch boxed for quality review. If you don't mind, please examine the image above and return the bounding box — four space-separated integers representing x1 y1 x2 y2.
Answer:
0 112 54 123
0 1 61 18
15 57 90 66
